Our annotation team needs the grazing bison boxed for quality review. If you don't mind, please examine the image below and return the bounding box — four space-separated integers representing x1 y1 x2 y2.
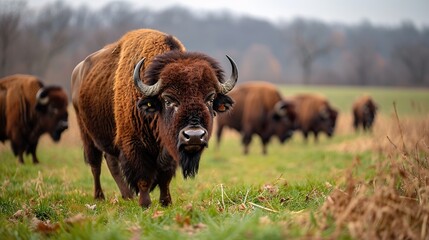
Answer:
216 82 296 155
0 74 69 164
71 29 238 207
352 95 377 132
292 94 338 142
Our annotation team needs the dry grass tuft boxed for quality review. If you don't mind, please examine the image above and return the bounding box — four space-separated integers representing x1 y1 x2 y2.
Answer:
317 107 429 239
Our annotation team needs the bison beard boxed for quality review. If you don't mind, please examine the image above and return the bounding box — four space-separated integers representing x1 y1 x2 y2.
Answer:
179 150 202 178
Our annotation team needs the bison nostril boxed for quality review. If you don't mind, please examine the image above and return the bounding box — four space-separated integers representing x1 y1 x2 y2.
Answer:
184 129 206 140
179 127 208 148
60 121 69 130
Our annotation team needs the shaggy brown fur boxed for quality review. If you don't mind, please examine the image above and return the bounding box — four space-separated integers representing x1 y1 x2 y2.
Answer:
216 82 296 154
0 74 69 163
352 95 377 132
71 28 237 208
292 94 338 142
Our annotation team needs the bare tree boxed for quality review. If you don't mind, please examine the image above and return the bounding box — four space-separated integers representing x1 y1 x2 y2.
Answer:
19 1 73 77
240 44 282 83
349 39 378 85
393 43 429 85
0 0 25 77
291 19 334 85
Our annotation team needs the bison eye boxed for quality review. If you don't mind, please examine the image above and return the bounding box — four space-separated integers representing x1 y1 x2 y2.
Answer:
163 95 179 108
48 106 59 115
205 93 216 107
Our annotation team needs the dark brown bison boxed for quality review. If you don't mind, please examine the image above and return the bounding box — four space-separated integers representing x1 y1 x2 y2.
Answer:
0 74 69 164
71 29 238 207
352 95 377 132
292 94 338 142
216 82 296 154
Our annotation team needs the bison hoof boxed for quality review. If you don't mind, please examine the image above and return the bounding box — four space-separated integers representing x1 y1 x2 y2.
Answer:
160 198 172 207
139 194 152 208
94 191 105 200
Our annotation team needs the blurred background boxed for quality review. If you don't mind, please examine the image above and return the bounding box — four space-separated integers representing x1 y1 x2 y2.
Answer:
1 0 428 93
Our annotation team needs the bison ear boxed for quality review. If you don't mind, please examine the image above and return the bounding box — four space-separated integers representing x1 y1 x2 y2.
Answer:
213 94 234 113
137 97 161 115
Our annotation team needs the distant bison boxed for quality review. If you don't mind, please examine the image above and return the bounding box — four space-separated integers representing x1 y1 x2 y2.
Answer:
71 29 238 207
292 94 338 142
216 82 296 155
0 74 69 164
352 95 377 132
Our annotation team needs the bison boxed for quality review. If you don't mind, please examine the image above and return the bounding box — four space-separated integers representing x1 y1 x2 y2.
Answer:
216 82 296 155
352 95 377 132
0 74 69 164
291 94 338 142
71 29 238 207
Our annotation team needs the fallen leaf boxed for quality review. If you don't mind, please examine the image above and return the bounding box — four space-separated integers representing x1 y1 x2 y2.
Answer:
183 203 193 212
31 217 59 234
152 210 164 219
85 204 96 210
12 210 25 219
175 214 191 227
64 213 86 225
110 195 119 204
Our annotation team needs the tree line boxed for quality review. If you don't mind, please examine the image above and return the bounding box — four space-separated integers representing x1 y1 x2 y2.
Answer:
1 0 428 93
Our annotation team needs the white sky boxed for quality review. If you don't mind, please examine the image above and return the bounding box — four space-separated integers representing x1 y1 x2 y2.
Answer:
29 0 429 28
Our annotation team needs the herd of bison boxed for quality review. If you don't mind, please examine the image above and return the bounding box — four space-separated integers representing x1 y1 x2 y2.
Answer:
0 28 377 208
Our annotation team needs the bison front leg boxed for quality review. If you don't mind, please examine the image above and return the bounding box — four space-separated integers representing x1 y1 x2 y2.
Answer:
137 179 153 208
313 131 319 143
242 133 252 155
28 143 40 164
119 150 155 208
261 135 270 155
157 169 175 207
302 131 309 143
11 141 25 164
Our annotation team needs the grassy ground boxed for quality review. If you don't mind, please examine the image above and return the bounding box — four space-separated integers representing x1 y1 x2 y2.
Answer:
0 85 428 239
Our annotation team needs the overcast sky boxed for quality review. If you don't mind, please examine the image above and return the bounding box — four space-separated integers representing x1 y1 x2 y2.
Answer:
30 0 429 28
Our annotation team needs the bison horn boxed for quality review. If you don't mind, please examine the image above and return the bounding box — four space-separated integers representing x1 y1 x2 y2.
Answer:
133 58 162 97
274 101 288 116
219 55 238 94
36 88 49 105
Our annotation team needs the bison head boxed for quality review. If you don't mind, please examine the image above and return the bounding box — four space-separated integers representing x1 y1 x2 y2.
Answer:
318 106 338 137
35 87 69 141
272 99 297 143
134 51 237 178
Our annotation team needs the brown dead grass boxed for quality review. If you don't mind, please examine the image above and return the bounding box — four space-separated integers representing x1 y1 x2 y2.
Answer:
316 108 429 239
331 113 429 154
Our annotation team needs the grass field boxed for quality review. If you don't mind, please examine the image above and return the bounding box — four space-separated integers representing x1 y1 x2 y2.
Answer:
0 85 428 239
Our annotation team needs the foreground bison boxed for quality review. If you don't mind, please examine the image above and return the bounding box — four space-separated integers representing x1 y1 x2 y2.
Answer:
292 94 338 142
71 29 238 207
216 82 296 154
0 74 69 164
352 95 377 132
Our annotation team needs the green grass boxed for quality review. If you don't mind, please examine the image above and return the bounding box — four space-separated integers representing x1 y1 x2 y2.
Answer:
0 85 427 239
